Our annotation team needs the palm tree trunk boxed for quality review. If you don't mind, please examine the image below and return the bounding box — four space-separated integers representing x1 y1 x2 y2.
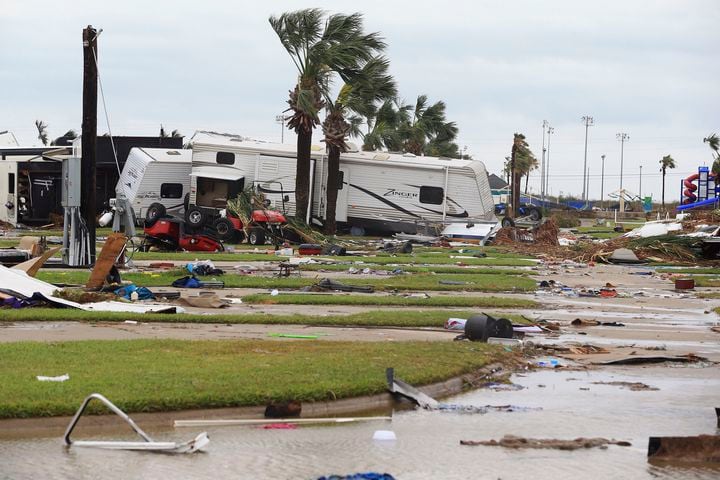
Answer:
294 129 312 223
524 172 530 195
324 144 340 234
661 168 666 212
510 145 520 218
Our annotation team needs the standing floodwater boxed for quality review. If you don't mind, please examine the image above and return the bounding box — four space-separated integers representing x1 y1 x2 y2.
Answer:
1 365 718 479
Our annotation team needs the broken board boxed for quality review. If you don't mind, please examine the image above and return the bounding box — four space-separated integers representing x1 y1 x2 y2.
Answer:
86 233 127 289
386 367 439 409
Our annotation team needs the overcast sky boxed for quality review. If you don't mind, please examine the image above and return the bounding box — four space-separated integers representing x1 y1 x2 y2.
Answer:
2 0 718 200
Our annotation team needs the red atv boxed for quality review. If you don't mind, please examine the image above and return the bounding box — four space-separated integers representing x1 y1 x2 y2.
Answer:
141 216 224 252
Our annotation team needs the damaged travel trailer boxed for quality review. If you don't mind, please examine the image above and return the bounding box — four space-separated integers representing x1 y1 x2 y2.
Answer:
0 146 69 227
114 147 192 224
187 131 496 235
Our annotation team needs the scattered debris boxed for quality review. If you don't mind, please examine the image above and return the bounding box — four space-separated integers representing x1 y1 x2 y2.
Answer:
372 430 397 442
461 435 632 450
463 313 513 342
608 248 645 265
313 278 374 293
265 401 302 418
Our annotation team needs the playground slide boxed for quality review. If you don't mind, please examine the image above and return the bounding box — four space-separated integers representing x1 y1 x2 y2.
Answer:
682 173 699 203
676 196 720 211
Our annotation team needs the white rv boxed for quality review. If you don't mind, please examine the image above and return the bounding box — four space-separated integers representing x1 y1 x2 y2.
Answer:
187 131 496 235
114 147 192 224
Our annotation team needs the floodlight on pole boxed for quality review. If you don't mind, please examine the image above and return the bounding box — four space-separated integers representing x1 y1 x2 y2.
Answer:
275 115 285 143
541 120 549 204
617 132 629 192
545 126 554 201
581 116 594 202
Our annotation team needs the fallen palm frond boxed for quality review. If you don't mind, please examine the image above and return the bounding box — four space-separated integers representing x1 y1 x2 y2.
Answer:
226 187 268 237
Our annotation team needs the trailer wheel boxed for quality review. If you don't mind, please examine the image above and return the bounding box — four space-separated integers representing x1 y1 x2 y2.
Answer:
248 228 266 245
501 216 515 228
145 203 166 226
213 218 236 242
185 206 207 229
528 207 542 221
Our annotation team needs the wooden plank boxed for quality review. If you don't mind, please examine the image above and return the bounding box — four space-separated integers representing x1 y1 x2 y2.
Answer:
11 247 61 277
86 233 127 289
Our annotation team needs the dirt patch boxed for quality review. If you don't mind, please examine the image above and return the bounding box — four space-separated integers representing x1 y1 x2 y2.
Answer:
592 381 659 391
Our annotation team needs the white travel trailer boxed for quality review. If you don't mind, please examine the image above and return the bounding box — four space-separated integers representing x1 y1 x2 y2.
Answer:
187 131 496 235
114 147 192 224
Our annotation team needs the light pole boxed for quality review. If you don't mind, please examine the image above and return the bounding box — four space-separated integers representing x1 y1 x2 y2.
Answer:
617 133 629 191
545 126 554 201
639 165 643 200
581 116 594 202
275 115 285 143
600 154 606 210
541 120 549 204
586 167 590 203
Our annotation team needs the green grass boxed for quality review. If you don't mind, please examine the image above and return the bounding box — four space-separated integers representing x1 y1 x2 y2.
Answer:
700 292 720 299
37 270 537 292
298 263 529 275
656 268 720 274
130 250 536 266
240 293 536 308
691 277 720 288
0 339 511 418
0 308 532 327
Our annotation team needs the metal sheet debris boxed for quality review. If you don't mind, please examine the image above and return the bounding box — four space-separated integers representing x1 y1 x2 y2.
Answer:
65 393 208 453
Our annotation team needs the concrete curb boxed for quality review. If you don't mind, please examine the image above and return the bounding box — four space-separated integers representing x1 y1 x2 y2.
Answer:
0 363 509 439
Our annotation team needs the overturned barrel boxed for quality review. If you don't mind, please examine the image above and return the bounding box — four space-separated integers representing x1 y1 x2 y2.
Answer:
464 313 513 342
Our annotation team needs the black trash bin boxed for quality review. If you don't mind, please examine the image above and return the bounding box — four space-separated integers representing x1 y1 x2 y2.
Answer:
464 313 513 342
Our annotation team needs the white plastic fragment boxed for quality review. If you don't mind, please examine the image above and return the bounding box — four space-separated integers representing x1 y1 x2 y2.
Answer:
373 430 397 441
37 374 70 382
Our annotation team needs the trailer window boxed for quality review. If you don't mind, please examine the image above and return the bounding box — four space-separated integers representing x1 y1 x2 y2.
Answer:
160 183 183 199
337 171 344 190
8 173 15 194
419 186 443 205
216 152 235 165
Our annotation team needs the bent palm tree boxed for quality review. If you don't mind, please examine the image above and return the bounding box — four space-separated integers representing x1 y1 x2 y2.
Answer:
403 95 458 156
35 120 49 146
704 134 719 175
510 133 532 218
270 9 384 223
322 56 395 234
659 154 676 211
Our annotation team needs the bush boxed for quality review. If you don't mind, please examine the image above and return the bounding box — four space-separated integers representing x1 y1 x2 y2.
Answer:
553 213 581 228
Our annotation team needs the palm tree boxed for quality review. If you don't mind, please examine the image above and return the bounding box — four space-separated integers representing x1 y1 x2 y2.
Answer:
269 9 384 223
520 150 539 195
361 99 410 152
401 95 458 156
50 129 78 146
659 155 676 211
509 133 533 218
322 56 395 234
35 120 49 146
704 133 719 175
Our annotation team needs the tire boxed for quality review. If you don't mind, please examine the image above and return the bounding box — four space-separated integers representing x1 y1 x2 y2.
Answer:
213 218 237 242
145 202 166 226
501 216 515 228
528 207 542 221
185 206 207 229
248 227 266 245
350 226 366 236
183 193 190 212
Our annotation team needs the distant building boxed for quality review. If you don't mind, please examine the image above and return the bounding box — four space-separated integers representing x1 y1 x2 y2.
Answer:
488 173 509 203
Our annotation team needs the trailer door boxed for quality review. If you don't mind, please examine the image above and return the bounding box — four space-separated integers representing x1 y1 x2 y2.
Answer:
335 167 349 222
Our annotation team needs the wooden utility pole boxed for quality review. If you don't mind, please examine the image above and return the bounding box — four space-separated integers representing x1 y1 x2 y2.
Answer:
81 25 98 263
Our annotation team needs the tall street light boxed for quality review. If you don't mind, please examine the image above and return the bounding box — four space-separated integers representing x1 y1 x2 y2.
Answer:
617 133 630 192
541 120 549 204
600 154 606 210
639 164 643 200
545 126 554 201
581 116 594 202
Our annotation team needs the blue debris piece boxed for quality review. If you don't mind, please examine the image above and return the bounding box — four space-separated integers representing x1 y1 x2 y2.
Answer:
317 474 395 480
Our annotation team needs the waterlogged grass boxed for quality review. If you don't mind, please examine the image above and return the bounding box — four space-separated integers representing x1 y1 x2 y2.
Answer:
0 309 532 327
0 339 510 418
691 277 720 288
36 270 536 293
698 292 720 299
241 293 536 308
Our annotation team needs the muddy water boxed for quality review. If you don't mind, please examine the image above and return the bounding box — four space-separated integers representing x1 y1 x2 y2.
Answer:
1 366 718 479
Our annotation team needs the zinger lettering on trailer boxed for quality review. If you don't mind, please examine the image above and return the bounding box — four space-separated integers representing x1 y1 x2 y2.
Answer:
383 188 418 199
